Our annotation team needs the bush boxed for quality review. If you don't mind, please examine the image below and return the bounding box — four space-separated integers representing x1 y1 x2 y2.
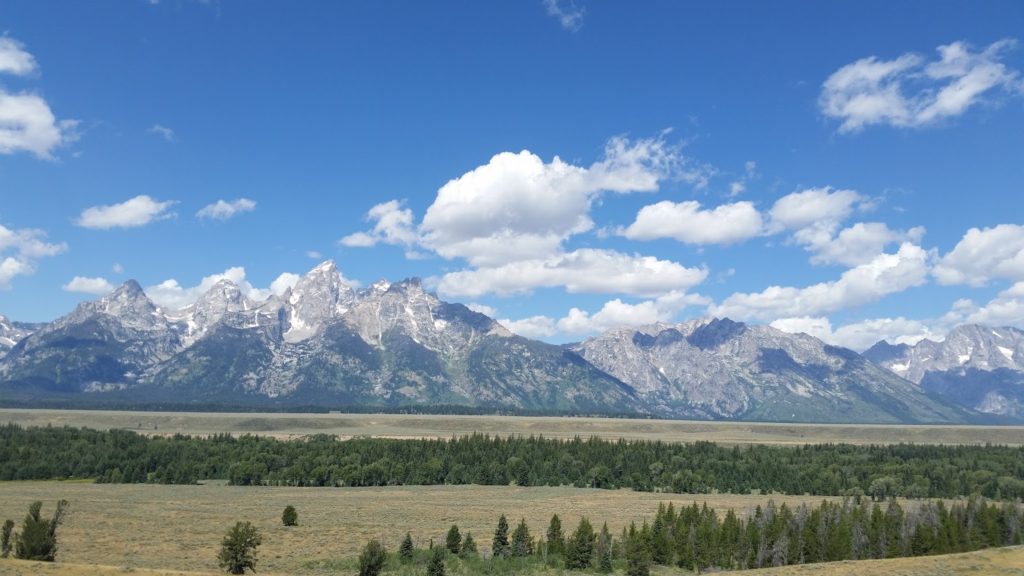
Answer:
358 539 386 576
445 524 461 554
1 519 13 558
217 521 261 574
281 505 298 527
459 532 477 558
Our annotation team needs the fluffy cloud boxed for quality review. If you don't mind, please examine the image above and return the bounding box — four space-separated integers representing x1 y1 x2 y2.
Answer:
415 135 701 266
62 276 115 295
933 224 1024 286
558 291 709 336
543 0 584 31
943 282 1024 328
0 91 78 159
77 195 176 229
145 267 304 309
711 243 930 321
0 38 38 75
620 200 764 245
800 222 926 267
499 315 558 339
466 303 498 317
196 198 257 221
768 187 864 231
0 37 77 159
821 39 1023 133
0 224 67 289
434 248 707 299
340 200 417 248
770 315 937 351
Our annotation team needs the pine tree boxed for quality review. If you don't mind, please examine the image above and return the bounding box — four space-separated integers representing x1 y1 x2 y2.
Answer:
460 532 477 558
445 525 462 554
15 500 67 562
358 539 387 576
565 517 596 569
1 519 13 559
492 514 511 558
281 505 298 527
596 522 613 573
217 521 262 575
427 545 446 576
547 514 565 557
511 518 534 557
399 532 415 563
625 522 652 576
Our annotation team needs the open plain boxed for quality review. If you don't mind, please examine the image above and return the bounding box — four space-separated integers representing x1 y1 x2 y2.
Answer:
3 409 1024 445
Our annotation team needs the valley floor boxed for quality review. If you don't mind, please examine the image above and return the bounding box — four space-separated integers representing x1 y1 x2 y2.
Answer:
3 408 1024 445
0 482 1017 575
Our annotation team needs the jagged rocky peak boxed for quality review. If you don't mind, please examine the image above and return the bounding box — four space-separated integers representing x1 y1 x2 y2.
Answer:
66 280 166 331
866 324 1024 383
171 278 258 342
284 260 357 342
0 314 34 353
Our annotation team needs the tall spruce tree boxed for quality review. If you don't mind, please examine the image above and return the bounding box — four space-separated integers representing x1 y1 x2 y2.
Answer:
625 522 651 576
14 500 67 562
445 525 462 554
492 514 511 559
596 522 613 573
216 521 261 575
399 532 415 563
547 514 565 556
564 517 596 569
511 518 534 557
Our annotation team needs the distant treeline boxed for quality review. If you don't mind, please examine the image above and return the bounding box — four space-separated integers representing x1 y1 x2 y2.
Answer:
2 424 1023 500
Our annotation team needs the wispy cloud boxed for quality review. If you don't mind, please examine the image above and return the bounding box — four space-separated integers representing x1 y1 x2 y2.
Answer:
196 198 257 221
821 39 1023 133
148 124 175 142
543 0 584 31
77 195 176 230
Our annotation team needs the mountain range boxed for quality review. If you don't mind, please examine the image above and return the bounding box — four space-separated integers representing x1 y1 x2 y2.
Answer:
0 261 1018 423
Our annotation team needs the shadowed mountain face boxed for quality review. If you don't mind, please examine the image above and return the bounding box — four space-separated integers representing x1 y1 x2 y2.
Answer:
0 262 642 415
573 318 972 423
865 325 1024 418
0 264 991 422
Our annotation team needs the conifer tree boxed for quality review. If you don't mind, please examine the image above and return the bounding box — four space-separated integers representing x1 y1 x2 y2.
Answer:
426 545 446 576
1 519 13 559
358 539 387 576
217 521 262 575
625 522 651 576
399 532 415 563
445 525 461 554
596 522 613 573
547 514 565 556
459 532 477 558
564 517 596 569
492 514 511 558
511 518 534 557
15 500 67 562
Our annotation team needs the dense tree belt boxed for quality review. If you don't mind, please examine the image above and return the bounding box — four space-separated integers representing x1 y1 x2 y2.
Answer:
2 424 1023 500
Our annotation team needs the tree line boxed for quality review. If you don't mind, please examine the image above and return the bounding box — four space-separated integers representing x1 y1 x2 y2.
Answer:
232 497 1024 575
2 424 1023 499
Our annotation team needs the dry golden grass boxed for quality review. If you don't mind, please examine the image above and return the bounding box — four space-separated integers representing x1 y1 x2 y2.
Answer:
0 481 854 575
3 408 1023 446
735 545 1024 575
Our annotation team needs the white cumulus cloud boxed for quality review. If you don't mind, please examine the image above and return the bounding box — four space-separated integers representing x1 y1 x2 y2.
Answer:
499 315 559 339
0 223 67 289
770 315 937 351
0 37 38 75
434 248 707 300
933 224 1024 286
711 243 930 321
821 39 1023 133
145 267 305 310
62 276 115 295
340 200 417 248
620 200 764 245
196 198 257 221
77 195 176 230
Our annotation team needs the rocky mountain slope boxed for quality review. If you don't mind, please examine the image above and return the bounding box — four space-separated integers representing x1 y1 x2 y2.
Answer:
573 318 971 423
0 315 37 359
0 262 640 414
864 325 1024 418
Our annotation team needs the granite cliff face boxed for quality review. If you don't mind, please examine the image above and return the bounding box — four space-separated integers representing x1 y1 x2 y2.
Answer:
574 318 970 423
0 262 640 414
865 325 1024 418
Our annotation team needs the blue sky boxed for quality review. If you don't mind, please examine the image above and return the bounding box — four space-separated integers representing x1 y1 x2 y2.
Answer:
1 0 1023 349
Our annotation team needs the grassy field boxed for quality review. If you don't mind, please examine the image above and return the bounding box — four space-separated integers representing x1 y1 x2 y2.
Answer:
2 408 1023 445
0 481 865 575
